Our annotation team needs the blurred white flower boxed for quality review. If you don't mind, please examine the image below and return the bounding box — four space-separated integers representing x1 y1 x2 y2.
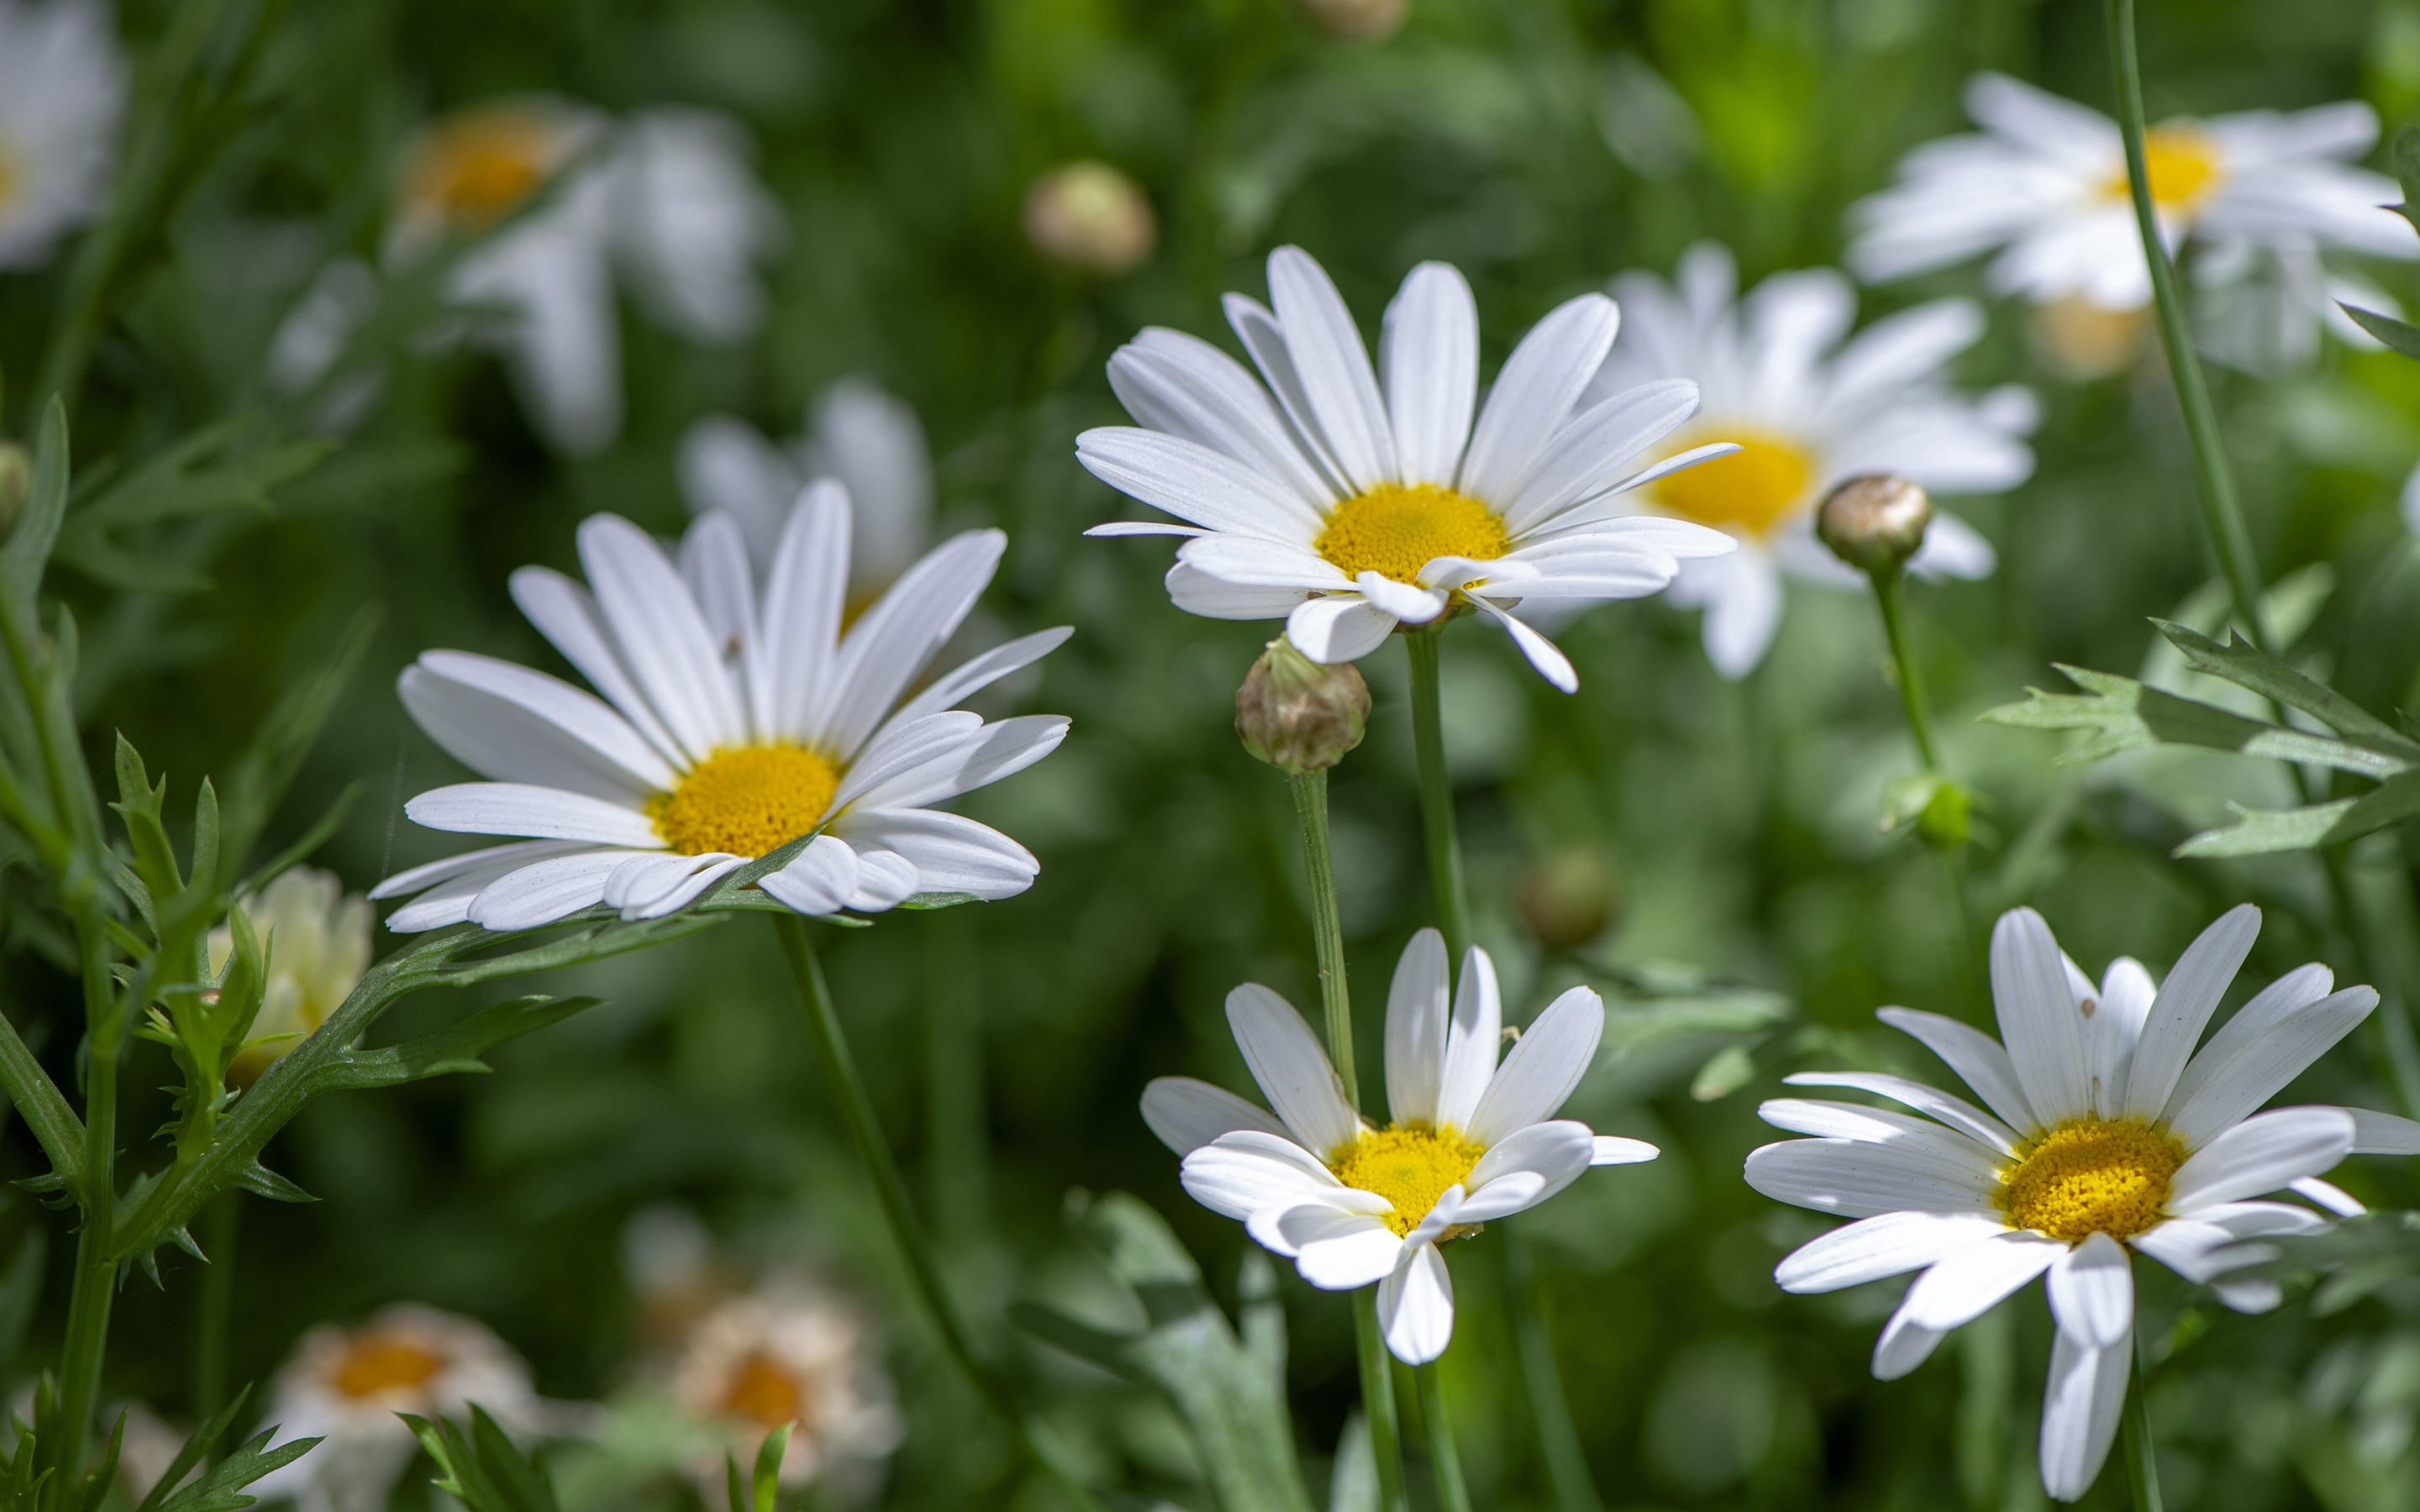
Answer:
1079 245 1736 692
1747 906 2420 1501
1847 74 2413 374
252 1304 539 1512
680 375 934 602
0 0 124 269
1589 242 2035 676
376 497 1069 930
663 1283 902 1495
1143 928 1657 1363
208 865 373 1084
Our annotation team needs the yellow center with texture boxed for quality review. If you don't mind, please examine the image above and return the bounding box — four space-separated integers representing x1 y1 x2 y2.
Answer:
720 1351 808 1429
331 1334 445 1399
1655 432 1812 537
408 108 559 232
1314 484 1509 585
2000 1118 2185 1242
2102 125 2225 212
650 745 839 858
1331 1124 1486 1237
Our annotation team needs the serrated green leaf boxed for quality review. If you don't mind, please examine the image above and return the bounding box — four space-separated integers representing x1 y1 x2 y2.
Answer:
301 995 600 1094
1981 664 2407 777
150 1425 320 1512
2175 769 2420 857
134 1383 255 1512
2153 620 2420 760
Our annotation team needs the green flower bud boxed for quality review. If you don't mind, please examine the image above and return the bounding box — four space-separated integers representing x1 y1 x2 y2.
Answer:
1237 637 1370 774
1518 846 1622 953
1299 0 1406 41
1816 474 1931 576
1023 161 1156 276
0 443 29 543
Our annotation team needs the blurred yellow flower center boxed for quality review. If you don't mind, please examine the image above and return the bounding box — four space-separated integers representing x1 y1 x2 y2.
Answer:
2000 1118 2184 1242
331 1334 445 1399
719 1351 808 1429
1331 1124 1486 1237
2102 126 2225 212
1315 484 1508 585
0 146 19 216
1655 433 1812 537
407 108 559 232
650 745 839 858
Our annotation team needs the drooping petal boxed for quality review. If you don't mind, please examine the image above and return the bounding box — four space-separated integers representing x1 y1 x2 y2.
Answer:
2046 1232 2133 1348
2039 1329 2129 1504
1376 1242 1456 1365
1870 1308 1948 1380
1283 1208 1406 1289
466 848 634 931
757 834 862 915
1464 595 1580 694
1286 595 1397 664
1896 1230 2065 1332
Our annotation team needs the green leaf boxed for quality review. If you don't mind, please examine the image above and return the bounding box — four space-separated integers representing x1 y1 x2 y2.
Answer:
301 995 602 1093
2152 620 2420 761
1597 986 1792 1055
149 1425 320 1512
1980 664 2408 778
748 1423 790 1512
405 1408 560 1512
54 423 331 594
2 401 69 630
215 607 378 887
134 1384 256 1512
2175 769 2420 857
2391 124 2420 239
2341 302 2420 359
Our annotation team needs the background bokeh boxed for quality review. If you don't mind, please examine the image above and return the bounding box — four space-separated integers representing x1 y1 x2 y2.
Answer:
14 0 2420 1507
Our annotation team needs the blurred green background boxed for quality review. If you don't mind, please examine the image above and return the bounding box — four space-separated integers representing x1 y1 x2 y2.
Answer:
16 0 2420 1507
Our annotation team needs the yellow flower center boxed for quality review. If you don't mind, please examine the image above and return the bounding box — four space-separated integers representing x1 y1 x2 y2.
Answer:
1999 1118 2185 1243
649 744 841 858
719 1351 809 1430
2101 125 2225 213
1654 431 1812 537
330 1334 445 1399
1330 1124 1486 1238
1313 483 1509 585
405 106 560 233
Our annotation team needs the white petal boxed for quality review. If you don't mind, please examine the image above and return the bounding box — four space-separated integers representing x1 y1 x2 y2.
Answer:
1898 1231 2065 1331
2123 904 2261 1122
404 783 660 847
757 834 861 915
818 530 1005 757
1435 945 1502 1131
1284 1209 1405 1289
2163 987 2375 1150
576 514 745 761
1459 293 1622 504
1106 327 1340 506
1376 1243 1455 1365
2160 963 2331 1126
1466 985 1603 1146
1871 1309 1948 1380
1876 1006 2038 1131
466 849 632 931
1228 983 1361 1158
1464 594 1580 693
825 809 1039 900
677 415 797 562
1497 379 1701 533
381 843 596 932
1775 1211 2012 1294
2046 1232 2133 1348
2290 1176 2366 1216
1170 562 1310 620
1754 1100 2007 1179
1141 1077 1290 1155
1991 906 2091 1126
1353 571 1449 624
1286 595 1397 664
1382 928 1451 1128
2083 956 2157 1116
1381 262 1479 486
1781 1071 2020 1156
404 652 675 798
373 838 591 900
1181 1133 1347 1226
2039 1329 2129 1503
1265 245 1397 491
679 509 761 727
1460 1120 1596 1219
841 845 920 913
508 566 688 769
758 480 850 740
1075 426 1325 539
884 627 1075 730
2351 1107 2420 1154
1744 1138 2000 1217
1591 1136 1658 1164
2167 1105 2354 1210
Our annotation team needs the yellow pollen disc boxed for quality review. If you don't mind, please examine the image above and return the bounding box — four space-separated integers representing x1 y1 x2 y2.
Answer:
331 1335 445 1399
405 107 559 233
1313 484 1510 585
1999 1118 2185 1243
719 1351 808 1429
1330 1124 1486 1238
2101 125 2225 212
1654 431 1812 537
649 744 840 858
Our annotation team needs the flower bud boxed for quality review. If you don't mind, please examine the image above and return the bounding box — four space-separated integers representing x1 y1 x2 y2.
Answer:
1518 846 1621 953
1023 161 1156 277
1299 0 1406 41
0 443 29 543
1816 474 1930 576
1237 637 1369 774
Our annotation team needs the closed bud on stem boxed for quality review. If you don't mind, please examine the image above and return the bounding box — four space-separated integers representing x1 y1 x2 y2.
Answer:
0 443 29 543
1817 474 1931 577
1518 846 1622 953
1023 161 1156 276
1237 636 1369 774
1299 0 1407 41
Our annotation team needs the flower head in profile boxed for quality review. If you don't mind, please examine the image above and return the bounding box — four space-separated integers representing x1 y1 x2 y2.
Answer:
1144 929 1656 1362
1589 243 2033 676
664 1283 903 1498
375 491 1069 931
1848 75 2414 375
0 0 124 270
207 866 372 1084
680 375 934 603
1079 246 1737 692
1747 905 2420 1500
253 1304 539 1512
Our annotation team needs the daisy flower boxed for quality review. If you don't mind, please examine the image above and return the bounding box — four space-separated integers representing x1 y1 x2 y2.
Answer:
1847 74 2414 375
680 375 934 601
1142 929 1657 1362
1586 242 2033 676
252 1304 540 1512
664 1283 903 1496
1746 905 2420 1500
374 491 1070 931
375 97 781 454
1077 246 1738 693
0 0 125 269
207 866 373 1084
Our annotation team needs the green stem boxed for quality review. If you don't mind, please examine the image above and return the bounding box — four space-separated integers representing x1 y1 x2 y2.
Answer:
1416 1367 1472 1512
193 1191 241 1444
1354 1299 1411 1512
2104 0 2266 650
52 1007 117 1484
1404 632 1470 962
2121 1352 2165 1512
920 911 988 1243
1288 770 1359 1107
1872 570 1941 773
1504 1228 1605 1512
771 916 1104 1512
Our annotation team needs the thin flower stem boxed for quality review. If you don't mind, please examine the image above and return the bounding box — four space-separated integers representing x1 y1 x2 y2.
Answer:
1405 632 1471 962
1503 1228 1606 1512
1354 1299 1412 1512
1872 570 1942 774
1416 1365 1473 1512
772 915 1107 1512
193 1190 241 1446
1405 627 1605 1512
1288 769 1359 1107
2104 0 2266 651
2122 1356 2165 1512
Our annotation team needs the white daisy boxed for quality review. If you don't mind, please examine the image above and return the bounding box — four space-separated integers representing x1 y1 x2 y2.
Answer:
381 97 781 454
206 865 373 1084
1142 929 1658 1362
1077 246 1738 693
0 0 124 270
1746 905 2420 1500
252 1304 540 1512
1585 242 2034 677
1847 74 2414 374
664 1283 903 1495
374 490 1070 932
680 375 933 601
